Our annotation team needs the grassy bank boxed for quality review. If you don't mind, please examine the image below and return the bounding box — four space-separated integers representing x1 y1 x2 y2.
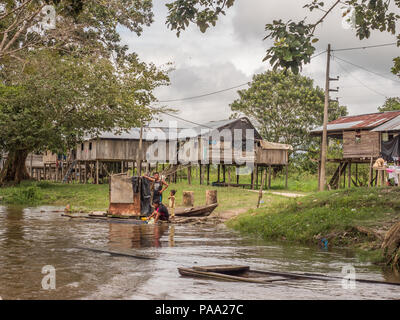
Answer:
227 187 400 263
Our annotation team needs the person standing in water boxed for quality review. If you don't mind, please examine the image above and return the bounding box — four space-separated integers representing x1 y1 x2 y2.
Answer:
143 172 169 203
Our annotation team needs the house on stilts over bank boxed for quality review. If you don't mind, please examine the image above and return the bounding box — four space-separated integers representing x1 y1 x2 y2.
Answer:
15 117 292 189
311 111 400 189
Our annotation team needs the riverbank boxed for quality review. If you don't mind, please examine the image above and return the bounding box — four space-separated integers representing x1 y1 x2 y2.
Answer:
227 187 400 265
0 180 262 214
2 181 399 266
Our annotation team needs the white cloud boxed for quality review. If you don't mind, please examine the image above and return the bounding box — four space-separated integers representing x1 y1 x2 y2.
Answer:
120 0 400 126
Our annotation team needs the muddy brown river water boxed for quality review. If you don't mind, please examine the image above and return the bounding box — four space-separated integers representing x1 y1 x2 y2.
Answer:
0 206 399 300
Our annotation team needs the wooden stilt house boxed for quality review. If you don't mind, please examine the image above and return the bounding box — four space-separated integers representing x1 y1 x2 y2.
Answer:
311 111 400 188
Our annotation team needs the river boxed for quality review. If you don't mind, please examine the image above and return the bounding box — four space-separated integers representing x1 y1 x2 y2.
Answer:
0 206 399 300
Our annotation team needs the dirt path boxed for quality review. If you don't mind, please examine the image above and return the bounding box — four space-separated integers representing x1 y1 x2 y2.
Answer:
247 190 306 198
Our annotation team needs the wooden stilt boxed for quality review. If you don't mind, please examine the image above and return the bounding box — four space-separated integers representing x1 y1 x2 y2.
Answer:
285 164 288 189
96 160 99 184
268 165 272 189
217 165 221 182
348 161 352 188
207 164 210 186
255 165 259 189
257 169 268 208
251 166 255 190
368 156 373 188
187 166 192 185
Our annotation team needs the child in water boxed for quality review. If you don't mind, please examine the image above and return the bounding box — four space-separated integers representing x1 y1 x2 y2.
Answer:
168 190 176 219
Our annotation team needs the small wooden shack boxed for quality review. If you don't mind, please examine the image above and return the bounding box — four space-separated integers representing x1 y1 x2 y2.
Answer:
109 173 141 216
311 111 400 188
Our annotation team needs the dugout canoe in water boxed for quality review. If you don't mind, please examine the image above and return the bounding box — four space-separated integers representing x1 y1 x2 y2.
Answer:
178 265 400 286
174 203 218 217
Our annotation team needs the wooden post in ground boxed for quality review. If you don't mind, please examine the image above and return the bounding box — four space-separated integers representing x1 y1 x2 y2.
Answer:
257 169 268 208
268 165 272 189
96 160 99 184
355 163 359 186
236 166 239 185
348 161 352 188
338 162 342 189
222 165 226 182
187 166 192 185
255 164 259 189
227 166 231 187
206 190 218 205
199 164 203 185
207 164 210 185
217 164 221 182
368 156 373 187
285 164 288 189
183 191 194 207
251 167 254 190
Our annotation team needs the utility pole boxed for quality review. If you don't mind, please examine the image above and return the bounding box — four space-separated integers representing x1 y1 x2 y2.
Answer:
319 44 339 192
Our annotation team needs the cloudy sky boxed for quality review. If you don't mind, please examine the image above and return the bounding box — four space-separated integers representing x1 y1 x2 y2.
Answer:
120 0 400 127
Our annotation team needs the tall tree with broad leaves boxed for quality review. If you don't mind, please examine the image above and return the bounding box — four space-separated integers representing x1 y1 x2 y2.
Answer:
0 50 169 185
230 71 348 153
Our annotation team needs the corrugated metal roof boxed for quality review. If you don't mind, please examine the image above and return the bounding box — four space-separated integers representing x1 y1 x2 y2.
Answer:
86 128 171 141
372 115 400 132
84 117 260 141
311 111 400 133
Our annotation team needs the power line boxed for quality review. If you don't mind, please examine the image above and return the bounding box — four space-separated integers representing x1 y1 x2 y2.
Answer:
150 107 214 129
334 58 388 98
333 55 400 84
156 50 327 104
332 42 398 52
157 82 250 103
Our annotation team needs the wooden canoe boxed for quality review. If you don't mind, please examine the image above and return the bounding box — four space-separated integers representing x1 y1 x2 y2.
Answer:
174 203 218 217
178 265 400 286
178 265 289 284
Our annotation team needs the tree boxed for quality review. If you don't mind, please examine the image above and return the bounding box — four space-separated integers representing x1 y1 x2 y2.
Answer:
230 70 348 153
378 97 400 112
0 0 155 60
0 50 169 185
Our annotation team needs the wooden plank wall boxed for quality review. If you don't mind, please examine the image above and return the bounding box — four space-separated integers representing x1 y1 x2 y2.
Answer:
256 149 288 165
76 139 173 162
343 131 380 159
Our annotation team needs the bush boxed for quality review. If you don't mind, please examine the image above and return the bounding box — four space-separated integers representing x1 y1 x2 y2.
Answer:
8 186 43 204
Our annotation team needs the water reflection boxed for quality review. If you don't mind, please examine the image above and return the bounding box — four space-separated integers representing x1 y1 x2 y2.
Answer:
108 224 170 249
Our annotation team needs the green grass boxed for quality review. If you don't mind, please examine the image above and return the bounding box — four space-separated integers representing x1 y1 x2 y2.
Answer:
0 181 109 211
0 179 261 213
227 187 400 250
